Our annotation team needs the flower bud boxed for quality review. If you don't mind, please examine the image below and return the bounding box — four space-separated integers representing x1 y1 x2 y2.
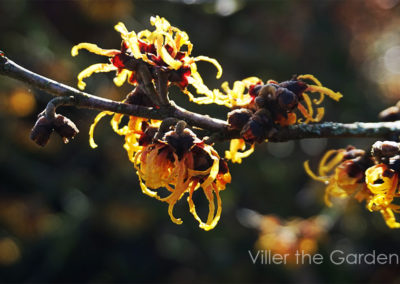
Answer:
227 108 253 130
53 114 79 144
163 127 200 159
30 114 79 146
258 84 278 102
277 88 298 111
278 79 308 98
30 116 53 147
241 110 274 143
372 141 400 160
249 84 263 97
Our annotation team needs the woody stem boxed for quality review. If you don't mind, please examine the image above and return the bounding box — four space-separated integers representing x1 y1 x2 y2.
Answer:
1 54 400 143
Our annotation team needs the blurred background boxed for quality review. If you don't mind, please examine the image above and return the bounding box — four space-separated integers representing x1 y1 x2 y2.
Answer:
1 0 400 282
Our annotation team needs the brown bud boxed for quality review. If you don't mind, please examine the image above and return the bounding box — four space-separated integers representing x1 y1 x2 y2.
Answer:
278 79 308 98
53 114 79 144
258 84 278 102
227 108 253 130
249 84 262 97
30 114 79 146
240 109 274 143
163 126 200 159
372 141 400 159
30 116 53 147
277 88 298 111
254 96 266 108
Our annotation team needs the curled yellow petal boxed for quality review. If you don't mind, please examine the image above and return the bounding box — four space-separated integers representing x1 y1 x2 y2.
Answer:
308 85 343 102
297 74 342 105
71 43 120 57
304 160 330 183
318 150 345 176
159 43 182 70
297 74 322 86
203 185 216 224
76 63 117 90
150 15 171 30
168 201 183 225
114 22 142 59
110 113 130 135
199 184 222 231
194 56 223 79
89 111 113 148
113 70 131 87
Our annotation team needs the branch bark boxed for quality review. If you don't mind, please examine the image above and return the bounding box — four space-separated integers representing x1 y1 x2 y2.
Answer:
1 53 399 143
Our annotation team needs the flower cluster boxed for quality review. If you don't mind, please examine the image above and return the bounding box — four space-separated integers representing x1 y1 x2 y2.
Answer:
70 16 232 230
305 141 400 229
69 15 344 231
71 15 221 98
90 108 230 230
134 122 231 231
224 75 342 163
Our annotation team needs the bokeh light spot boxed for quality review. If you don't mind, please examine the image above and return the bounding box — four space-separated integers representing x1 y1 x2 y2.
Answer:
0 238 20 266
8 89 36 117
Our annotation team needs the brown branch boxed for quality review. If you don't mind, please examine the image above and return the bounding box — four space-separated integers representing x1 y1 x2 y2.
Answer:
1 53 400 143
0 54 227 132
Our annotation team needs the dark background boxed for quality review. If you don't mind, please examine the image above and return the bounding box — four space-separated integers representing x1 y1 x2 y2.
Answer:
1 0 400 282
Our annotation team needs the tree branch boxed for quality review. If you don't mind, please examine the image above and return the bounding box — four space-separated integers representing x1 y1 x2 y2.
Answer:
0 54 227 132
268 121 400 142
1 53 400 143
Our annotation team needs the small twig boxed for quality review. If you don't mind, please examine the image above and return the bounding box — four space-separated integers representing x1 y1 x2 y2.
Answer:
45 96 75 120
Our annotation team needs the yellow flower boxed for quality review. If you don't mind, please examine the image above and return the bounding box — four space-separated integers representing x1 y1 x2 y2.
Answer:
225 138 255 164
71 15 222 102
304 148 368 206
365 164 400 228
306 146 400 229
134 126 230 231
